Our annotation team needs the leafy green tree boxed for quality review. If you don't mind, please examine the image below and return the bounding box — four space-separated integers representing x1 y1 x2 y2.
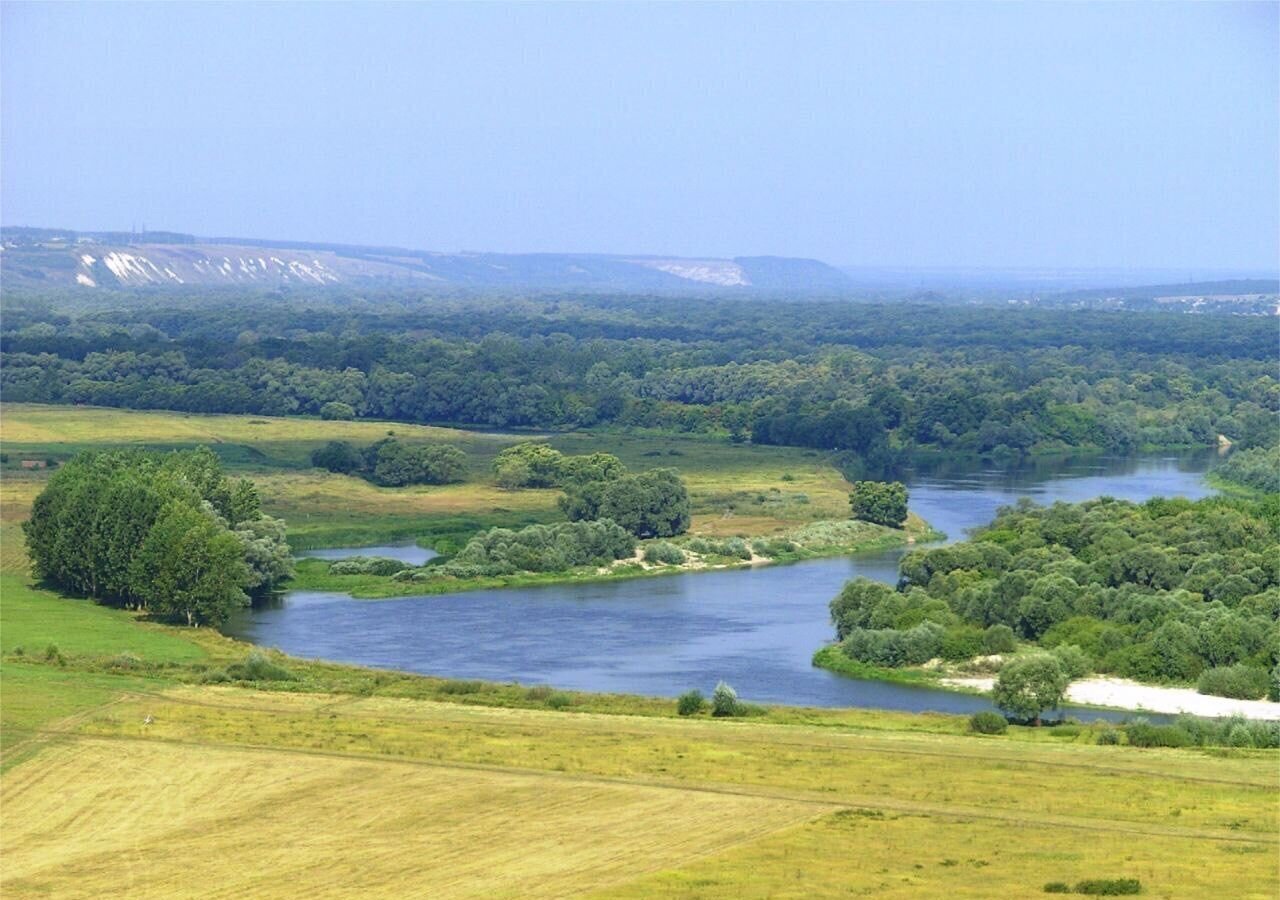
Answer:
234 515 295 598
159 446 236 520
92 473 166 604
829 579 898 640
848 481 909 528
492 442 565 488
319 401 355 420
560 452 626 485
1050 643 1092 679
365 439 467 486
495 457 532 489
311 440 363 476
993 655 1070 725
593 468 691 538
129 501 251 626
311 440 363 474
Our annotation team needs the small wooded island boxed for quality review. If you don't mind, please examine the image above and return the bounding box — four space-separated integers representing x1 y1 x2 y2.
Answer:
297 439 934 597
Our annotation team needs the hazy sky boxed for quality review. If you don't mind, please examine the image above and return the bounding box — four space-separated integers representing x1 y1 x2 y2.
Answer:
3 2 1276 269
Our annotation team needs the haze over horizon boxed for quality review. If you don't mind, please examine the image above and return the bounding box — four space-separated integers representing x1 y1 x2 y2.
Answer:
3 2 1276 271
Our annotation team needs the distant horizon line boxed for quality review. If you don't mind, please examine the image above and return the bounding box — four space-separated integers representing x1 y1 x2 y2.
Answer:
3 222 1277 279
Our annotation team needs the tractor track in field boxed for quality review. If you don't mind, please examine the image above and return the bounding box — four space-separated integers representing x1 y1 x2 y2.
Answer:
98 686 1280 789
27 724 1278 848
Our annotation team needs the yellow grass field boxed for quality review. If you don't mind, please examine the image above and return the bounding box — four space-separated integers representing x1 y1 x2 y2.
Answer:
2 738 817 900
2 686 1275 899
0 402 504 448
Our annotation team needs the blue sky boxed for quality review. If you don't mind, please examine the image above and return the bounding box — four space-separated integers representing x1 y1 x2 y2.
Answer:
2 2 1276 269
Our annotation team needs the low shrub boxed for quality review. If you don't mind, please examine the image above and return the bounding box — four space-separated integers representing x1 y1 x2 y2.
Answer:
687 537 753 560
643 541 686 565
1226 724 1256 748
443 520 636 576
751 538 797 557
720 537 752 559
1075 878 1141 895
983 624 1017 654
524 685 553 701
437 679 485 695
1043 884 1071 894
1197 664 1269 700
1095 728 1120 745
1050 724 1082 738
1171 714 1280 750
677 690 706 716
328 556 410 577
546 692 572 710
225 652 293 682
940 626 985 662
1125 721 1190 748
968 710 1008 734
711 681 744 717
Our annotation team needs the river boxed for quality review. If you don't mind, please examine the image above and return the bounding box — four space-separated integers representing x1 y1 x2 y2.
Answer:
226 451 1219 721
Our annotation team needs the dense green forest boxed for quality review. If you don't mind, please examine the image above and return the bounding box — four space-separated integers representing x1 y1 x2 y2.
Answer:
828 494 1279 699
3 294 1276 463
23 448 292 625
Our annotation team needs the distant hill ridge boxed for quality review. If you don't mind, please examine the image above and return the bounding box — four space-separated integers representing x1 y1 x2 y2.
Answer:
0 226 852 292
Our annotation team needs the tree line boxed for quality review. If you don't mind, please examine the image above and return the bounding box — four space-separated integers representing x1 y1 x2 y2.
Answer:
3 294 1275 461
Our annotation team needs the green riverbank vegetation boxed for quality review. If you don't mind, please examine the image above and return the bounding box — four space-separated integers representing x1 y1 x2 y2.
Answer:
818 492 1280 710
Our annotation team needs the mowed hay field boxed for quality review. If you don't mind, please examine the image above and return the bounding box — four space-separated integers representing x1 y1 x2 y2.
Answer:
1 738 816 900
2 686 1277 899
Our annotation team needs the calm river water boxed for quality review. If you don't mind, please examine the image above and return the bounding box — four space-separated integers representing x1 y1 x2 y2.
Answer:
227 452 1218 721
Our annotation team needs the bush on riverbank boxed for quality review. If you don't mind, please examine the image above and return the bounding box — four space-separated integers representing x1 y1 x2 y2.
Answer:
644 542 686 565
677 690 706 716
328 556 410 576
1197 664 1270 700
687 536 752 560
827 495 1277 689
968 711 1007 734
437 519 636 576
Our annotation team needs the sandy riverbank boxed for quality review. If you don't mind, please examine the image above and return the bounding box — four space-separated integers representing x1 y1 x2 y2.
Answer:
942 675 1280 721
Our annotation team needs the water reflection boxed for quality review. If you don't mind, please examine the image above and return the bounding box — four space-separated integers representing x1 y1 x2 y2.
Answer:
295 542 438 566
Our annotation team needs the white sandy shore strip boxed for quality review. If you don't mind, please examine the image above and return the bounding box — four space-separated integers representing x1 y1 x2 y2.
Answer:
942 675 1280 721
